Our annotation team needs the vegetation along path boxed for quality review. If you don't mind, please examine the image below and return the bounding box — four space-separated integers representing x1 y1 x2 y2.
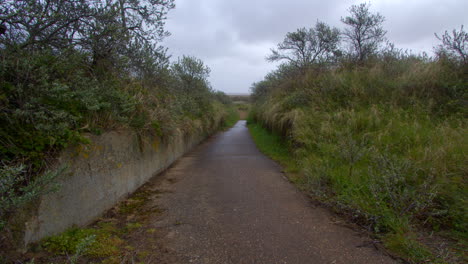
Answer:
146 120 396 263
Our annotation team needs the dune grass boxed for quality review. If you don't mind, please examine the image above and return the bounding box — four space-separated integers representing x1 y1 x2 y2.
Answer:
246 119 295 170
249 57 467 263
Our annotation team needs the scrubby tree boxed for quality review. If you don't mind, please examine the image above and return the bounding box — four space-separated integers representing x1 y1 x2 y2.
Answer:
0 0 175 71
267 21 341 70
341 3 386 62
251 63 298 102
435 25 467 65
0 0 94 49
171 55 211 92
0 0 176 200
171 56 213 116
82 0 175 68
0 0 175 48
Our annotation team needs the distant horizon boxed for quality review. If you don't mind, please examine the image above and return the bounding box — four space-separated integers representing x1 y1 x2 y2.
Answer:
226 92 251 96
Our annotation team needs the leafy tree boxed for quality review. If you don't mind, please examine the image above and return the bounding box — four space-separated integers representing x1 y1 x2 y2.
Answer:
435 25 467 65
0 0 93 50
267 21 341 69
171 55 211 92
0 0 176 221
170 56 213 117
125 40 170 81
80 0 175 69
341 3 386 62
114 0 175 43
0 0 175 71
251 63 299 102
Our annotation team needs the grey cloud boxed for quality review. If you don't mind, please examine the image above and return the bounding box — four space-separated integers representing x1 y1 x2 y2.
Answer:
207 56 279 93
216 0 344 43
375 0 468 48
162 0 468 94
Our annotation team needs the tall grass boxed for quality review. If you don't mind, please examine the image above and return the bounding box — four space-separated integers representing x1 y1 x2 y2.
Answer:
250 56 467 263
247 119 294 169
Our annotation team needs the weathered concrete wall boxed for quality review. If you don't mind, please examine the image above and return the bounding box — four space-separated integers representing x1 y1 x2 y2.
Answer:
22 128 212 246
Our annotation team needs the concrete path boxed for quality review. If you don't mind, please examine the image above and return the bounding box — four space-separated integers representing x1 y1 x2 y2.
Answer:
151 120 397 264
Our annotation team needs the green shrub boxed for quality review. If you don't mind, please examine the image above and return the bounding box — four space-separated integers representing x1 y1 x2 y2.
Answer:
0 164 64 231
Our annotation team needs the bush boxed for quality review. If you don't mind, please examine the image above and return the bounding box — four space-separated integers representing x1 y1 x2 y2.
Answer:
0 163 64 231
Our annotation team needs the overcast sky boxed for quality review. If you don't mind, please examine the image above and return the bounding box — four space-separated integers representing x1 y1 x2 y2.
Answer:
161 0 468 94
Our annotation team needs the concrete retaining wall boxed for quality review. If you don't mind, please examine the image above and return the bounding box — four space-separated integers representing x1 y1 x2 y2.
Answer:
22 128 212 246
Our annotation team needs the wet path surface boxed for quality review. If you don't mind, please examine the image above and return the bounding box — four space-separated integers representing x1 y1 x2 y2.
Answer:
152 121 396 264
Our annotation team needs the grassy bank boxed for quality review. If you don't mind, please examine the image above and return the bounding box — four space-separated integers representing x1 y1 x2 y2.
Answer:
249 110 466 263
250 57 467 263
249 11 467 260
247 120 294 170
